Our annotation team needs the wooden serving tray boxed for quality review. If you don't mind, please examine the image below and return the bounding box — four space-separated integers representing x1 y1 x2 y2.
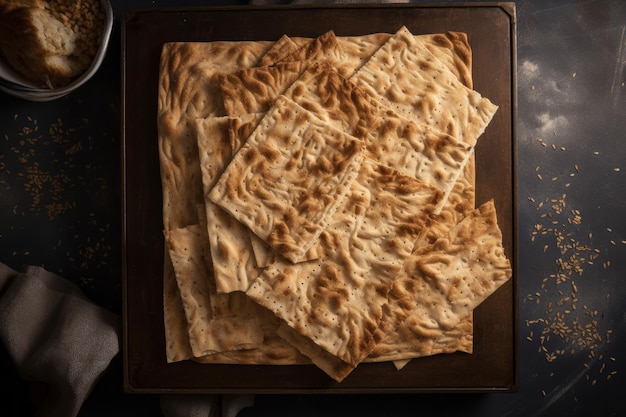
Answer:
122 2 517 393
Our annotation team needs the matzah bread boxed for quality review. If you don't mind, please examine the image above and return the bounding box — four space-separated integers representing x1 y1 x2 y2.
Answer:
246 157 442 381
165 223 263 357
386 200 511 341
208 95 365 264
367 201 510 366
163 247 195 363
351 26 497 147
284 65 473 197
196 116 262 293
193 305 311 365
157 27 511 380
257 34 303 67
159 40 273 362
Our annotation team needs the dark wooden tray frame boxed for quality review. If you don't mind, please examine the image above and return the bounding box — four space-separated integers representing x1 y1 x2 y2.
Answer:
121 2 518 394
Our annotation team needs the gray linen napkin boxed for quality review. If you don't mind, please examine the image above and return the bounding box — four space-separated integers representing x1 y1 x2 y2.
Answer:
0 262 120 417
160 394 255 417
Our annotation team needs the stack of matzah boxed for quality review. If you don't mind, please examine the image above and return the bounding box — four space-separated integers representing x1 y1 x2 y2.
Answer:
157 26 512 382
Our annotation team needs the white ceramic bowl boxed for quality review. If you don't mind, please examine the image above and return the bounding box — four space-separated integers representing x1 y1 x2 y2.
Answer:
0 0 113 102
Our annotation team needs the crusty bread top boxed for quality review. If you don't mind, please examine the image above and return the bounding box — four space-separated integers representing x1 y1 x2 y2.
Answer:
0 0 104 88
0 6 81 87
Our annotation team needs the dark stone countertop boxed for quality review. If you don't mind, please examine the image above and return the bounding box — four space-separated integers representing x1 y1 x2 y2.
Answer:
1 1 624 416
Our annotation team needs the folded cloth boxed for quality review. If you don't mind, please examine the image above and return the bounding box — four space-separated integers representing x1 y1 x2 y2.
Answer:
0 261 15 293
160 394 220 417
160 394 255 417
0 262 120 417
222 395 255 417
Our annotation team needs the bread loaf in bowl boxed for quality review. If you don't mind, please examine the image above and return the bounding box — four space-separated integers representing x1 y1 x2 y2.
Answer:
0 0 105 89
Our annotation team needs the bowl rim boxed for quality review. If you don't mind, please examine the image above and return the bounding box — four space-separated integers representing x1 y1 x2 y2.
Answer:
0 0 114 100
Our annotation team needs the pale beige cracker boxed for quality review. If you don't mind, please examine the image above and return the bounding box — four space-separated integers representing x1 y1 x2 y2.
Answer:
382 200 512 347
351 26 498 148
196 116 263 293
158 39 273 362
246 157 442 381
164 223 263 358
208 95 365 264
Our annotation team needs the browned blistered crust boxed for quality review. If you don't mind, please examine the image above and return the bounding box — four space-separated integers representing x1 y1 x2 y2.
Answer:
157 26 510 382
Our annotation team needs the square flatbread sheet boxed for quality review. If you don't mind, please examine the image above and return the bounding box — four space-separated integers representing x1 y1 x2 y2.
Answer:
218 28 480 289
164 223 264 358
284 65 473 206
209 95 365 264
158 40 273 231
196 116 263 293
192 305 312 365
370 200 512 364
257 34 306 67
219 30 346 118
363 313 473 368
351 26 498 148
246 156 443 381
223 65 474 271
158 40 275 362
